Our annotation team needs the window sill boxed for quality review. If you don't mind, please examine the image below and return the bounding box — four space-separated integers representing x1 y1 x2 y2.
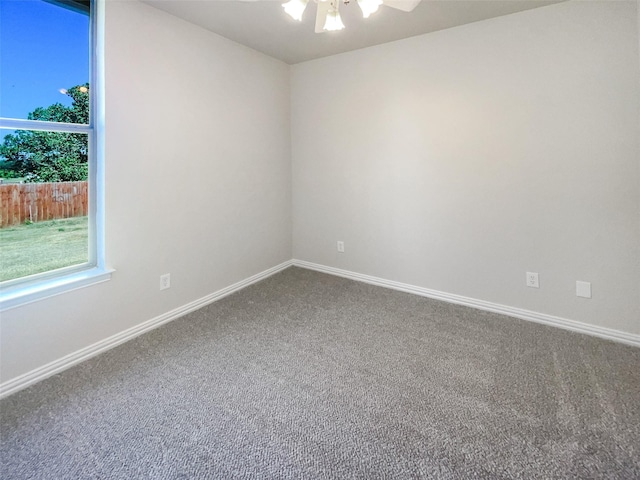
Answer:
0 267 114 312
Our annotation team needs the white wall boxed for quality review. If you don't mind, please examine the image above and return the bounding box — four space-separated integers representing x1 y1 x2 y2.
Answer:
0 0 291 383
2 0 638 390
292 1 640 335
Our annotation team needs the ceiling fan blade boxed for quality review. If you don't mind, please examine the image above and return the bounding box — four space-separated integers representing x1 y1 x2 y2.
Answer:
315 1 330 33
383 0 421 12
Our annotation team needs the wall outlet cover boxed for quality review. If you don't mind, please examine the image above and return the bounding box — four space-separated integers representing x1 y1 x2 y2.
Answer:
576 281 592 298
160 273 171 290
526 272 539 288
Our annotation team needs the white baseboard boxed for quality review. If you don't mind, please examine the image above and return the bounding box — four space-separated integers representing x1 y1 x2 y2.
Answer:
293 259 640 348
3 258 637 399
0 260 293 400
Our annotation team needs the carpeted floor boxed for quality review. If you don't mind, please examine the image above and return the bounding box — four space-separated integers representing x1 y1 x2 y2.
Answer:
1 267 639 479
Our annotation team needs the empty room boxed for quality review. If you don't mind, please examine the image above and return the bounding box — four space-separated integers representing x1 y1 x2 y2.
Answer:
0 0 639 477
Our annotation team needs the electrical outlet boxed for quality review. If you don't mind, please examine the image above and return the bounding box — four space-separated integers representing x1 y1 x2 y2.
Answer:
526 272 539 288
160 273 171 290
337 241 345 253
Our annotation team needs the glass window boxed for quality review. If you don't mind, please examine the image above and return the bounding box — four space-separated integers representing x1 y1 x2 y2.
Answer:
0 0 102 298
0 0 90 122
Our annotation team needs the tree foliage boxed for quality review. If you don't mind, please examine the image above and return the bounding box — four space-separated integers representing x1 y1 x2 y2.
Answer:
0 84 89 182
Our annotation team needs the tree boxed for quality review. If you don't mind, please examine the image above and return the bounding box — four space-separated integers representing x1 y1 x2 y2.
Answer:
0 84 89 182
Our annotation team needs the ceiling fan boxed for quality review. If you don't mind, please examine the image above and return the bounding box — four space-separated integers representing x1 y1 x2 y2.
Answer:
282 0 422 32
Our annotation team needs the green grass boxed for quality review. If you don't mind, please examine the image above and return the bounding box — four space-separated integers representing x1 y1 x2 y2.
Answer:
0 217 88 282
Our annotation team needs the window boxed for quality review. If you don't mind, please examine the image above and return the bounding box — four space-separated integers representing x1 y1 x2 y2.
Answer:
0 0 108 309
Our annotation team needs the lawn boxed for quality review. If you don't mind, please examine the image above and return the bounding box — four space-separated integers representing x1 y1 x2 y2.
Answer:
0 216 88 282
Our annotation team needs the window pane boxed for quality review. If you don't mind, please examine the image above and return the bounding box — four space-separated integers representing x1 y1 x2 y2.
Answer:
0 0 90 123
0 130 89 282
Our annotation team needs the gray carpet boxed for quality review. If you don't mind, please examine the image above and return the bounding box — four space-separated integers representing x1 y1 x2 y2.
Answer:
1 267 639 479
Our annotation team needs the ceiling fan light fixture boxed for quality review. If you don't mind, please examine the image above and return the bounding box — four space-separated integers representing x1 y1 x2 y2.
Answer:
282 0 308 21
294 0 420 33
357 0 383 18
323 2 345 31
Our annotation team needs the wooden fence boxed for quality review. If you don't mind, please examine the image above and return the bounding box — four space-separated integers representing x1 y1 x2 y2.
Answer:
0 181 88 227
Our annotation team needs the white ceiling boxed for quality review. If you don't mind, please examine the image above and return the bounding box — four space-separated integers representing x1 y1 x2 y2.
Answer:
143 0 564 64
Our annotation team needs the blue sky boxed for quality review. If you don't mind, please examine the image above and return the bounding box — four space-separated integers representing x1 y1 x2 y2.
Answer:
0 0 90 123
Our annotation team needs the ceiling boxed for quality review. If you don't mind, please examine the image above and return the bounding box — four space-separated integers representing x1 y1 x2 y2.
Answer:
143 0 564 64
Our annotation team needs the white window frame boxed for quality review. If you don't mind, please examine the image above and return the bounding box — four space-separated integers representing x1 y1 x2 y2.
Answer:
0 0 110 311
